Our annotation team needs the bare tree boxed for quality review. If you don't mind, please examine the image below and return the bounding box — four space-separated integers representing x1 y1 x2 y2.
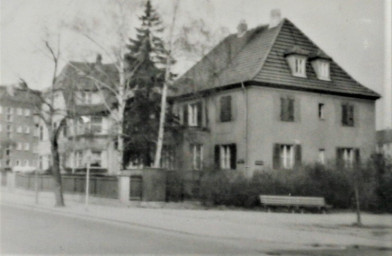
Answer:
20 41 69 207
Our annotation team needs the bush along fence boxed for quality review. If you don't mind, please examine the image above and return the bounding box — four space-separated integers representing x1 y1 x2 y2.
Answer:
166 154 392 213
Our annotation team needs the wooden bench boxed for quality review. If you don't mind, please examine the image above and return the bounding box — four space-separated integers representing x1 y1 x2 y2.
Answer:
259 195 330 213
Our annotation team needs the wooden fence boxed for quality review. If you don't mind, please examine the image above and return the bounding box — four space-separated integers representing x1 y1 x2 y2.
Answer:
15 173 118 199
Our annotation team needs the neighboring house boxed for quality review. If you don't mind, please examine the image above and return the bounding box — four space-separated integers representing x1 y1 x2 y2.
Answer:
172 11 380 177
0 85 40 172
37 55 120 174
377 129 392 158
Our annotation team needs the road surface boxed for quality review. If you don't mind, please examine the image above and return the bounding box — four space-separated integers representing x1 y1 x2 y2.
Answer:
0 204 260 255
1 204 390 255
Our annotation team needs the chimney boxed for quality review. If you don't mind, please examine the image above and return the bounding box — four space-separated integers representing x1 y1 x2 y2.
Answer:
237 19 248 37
96 54 102 64
269 9 281 29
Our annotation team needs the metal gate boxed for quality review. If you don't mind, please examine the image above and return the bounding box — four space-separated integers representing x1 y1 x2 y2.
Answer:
129 175 142 200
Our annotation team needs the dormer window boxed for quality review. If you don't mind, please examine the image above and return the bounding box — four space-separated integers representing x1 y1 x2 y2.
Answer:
284 46 309 78
310 50 332 81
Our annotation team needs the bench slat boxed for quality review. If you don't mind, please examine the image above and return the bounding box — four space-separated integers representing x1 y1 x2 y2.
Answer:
259 195 326 207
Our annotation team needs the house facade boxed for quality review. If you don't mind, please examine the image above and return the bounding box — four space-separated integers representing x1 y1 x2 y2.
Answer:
172 12 379 177
36 57 120 174
0 85 40 172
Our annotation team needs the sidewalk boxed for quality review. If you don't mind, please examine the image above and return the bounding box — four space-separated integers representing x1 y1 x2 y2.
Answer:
1 188 391 252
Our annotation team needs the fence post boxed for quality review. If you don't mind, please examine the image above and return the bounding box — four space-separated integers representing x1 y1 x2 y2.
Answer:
34 170 39 204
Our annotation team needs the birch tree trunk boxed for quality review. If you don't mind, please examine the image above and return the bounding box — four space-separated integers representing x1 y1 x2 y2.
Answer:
154 0 180 168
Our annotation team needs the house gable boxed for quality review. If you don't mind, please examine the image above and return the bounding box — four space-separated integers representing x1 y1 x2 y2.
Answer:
254 19 378 98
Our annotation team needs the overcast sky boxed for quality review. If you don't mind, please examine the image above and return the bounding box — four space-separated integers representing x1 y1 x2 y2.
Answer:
1 0 390 129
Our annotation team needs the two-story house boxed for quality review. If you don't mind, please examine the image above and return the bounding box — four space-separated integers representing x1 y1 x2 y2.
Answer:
172 11 380 177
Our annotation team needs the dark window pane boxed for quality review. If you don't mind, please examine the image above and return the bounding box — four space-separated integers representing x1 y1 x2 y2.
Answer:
220 96 232 122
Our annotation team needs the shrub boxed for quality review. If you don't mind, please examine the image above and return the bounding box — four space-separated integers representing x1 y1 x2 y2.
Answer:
174 156 391 212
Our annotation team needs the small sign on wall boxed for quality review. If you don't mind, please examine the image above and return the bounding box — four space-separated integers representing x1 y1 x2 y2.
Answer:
237 159 245 164
255 160 264 166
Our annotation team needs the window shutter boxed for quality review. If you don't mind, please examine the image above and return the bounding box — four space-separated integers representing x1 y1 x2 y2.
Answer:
342 104 347 125
204 101 209 128
230 144 237 169
197 101 202 127
273 144 281 169
349 105 354 126
295 144 302 167
183 105 188 126
220 96 232 122
214 145 220 169
280 98 285 121
227 96 232 121
220 97 225 121
354 148 360 166
336 148 343 166
288 98 295 121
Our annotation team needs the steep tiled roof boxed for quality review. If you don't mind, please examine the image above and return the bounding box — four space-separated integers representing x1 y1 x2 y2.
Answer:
174 19 380 99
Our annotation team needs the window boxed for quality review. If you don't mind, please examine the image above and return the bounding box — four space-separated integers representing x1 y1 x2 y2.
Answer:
280 97 295 122
294 58 305 76
17 108 23 115
24 143 30 151
6 159 11 167
286 55 307 77
318 103 325 120
215 144 236 169
25 126 30 134
183 102 202 127
80 91 92 104
91 116 102 133
5 146 11 156
220 96 232 122
6 107 13 122
318 149 325 164
6 125 12 138
15 160 20 166
312 60 330 81
22 160 27 167
342 103 354 126
273 144 302 169
91 151 102 167
191 144 203 170
337 148 360 168
24 108 30 116
16 142 22 151
17 126 23 133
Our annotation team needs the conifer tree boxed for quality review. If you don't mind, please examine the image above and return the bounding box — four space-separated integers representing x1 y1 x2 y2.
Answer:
124 0 177 167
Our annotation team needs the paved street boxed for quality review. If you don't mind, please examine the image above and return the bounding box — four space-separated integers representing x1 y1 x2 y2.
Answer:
0 204 259 255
